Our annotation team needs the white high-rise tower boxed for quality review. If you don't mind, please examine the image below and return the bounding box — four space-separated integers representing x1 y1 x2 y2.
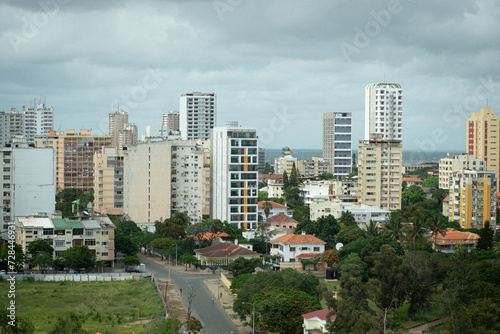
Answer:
365 83 403 140
179 92 216 140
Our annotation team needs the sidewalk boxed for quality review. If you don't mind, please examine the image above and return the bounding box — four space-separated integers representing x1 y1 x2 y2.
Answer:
138 253 253 334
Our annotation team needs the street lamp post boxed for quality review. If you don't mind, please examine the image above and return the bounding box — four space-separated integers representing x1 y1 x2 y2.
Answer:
175 244 178 270
242 302 255 334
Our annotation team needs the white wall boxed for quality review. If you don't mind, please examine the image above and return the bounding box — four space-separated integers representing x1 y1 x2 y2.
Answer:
12 148 56 218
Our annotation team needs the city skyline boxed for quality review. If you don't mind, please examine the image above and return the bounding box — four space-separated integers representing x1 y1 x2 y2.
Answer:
0 1 498 151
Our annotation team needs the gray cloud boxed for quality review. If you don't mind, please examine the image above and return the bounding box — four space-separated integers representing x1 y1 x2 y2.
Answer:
0 0 498 151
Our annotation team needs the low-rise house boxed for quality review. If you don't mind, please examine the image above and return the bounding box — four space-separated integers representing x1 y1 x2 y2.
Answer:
194 242 261 265
402 177 424 186
270 233 326 269
428 228 479 253
189 232 231 245
267 213 298 230
258 200 292 220
302 309 336 334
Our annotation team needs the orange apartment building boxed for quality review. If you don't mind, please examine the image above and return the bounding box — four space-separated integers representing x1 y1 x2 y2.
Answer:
35 129 111 192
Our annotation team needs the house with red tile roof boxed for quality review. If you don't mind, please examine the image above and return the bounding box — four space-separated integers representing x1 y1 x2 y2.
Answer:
270 233 326 268
189 231 231 241
402 177 424 186
194 242 261 265
302 308 336 334
266 212 297 230
428 228 479 253
258 200 292 220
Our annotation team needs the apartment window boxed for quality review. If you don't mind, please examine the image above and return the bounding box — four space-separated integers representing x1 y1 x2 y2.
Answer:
101 241 108 248
43 228 54 235
85 239 96 246
55 240 65 247
290 247 296 252
102 231 108 235
101 252 108 257
85 230 94 236
314 247 320 252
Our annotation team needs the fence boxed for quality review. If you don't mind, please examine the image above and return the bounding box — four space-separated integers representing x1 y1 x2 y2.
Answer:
0 272 152 282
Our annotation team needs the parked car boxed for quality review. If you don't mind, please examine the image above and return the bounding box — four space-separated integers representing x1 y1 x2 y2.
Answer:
126 268 140 273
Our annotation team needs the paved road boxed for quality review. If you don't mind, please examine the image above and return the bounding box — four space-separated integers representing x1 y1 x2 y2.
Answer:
140 257 239 334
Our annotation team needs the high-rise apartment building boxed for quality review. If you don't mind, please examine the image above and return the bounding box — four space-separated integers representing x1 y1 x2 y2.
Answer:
35 130 112 192
109 109 137 148
93 147 124 216
439 153 485 190
323 112 352 177
358 134 402 211
211 126 258 229
297 156 331 179
179 92 216 140
448 170 496 230
162 111 180 134
0 142 56 230
365 83 403 140
0 109 25 147
24 100 54 144
123 139 206 229
467 108 500 188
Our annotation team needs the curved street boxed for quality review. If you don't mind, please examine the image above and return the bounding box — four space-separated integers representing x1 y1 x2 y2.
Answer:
139 256 240 334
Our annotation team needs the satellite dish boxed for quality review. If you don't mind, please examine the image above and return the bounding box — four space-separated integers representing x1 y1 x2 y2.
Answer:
335 242 343 250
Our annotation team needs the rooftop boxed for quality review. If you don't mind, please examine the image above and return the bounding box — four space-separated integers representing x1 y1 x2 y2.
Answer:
194 242 261 258
258 200 289 209
270 233 326 245
429 228 480 245
302 308 336 320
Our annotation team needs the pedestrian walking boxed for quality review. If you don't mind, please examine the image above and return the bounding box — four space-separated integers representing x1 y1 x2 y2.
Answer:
212 297 215 303
220 292 222 299
180 288 183 294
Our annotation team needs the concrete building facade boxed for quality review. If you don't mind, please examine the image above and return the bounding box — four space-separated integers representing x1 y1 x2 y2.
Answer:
358 134 402 211
448 170 496 230
297 156 331 179
24 100 54 144
93 147 124 216
0 109 25 147
467 108 500 188
439 153 485 190
274 148 297 176
162 111 180 133
179 92 216 140
210 126 258 229
365 83 403 140
323 112 352 177
109 109 137 149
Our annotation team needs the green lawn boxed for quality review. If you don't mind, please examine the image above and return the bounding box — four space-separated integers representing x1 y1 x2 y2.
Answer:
320 280 341 308
0 279 164 333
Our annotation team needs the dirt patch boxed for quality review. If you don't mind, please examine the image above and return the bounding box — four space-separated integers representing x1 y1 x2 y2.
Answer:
157 278 188 321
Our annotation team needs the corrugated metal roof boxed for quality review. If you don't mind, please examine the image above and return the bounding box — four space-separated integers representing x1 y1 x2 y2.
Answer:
81 220 101 229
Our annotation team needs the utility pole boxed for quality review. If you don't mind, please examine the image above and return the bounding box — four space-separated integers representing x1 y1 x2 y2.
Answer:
175 244 178 270
243 302 255 334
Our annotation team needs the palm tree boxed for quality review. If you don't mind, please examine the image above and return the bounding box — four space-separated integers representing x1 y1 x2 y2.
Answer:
365 219 380 238
403 219 429 253
383 214 404 242
262 201 273 221
427 215 448 251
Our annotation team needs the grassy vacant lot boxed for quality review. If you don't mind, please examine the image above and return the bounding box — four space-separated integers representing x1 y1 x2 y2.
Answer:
0 279 164 333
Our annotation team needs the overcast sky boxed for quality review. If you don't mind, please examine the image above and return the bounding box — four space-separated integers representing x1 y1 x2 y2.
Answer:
0 0 498 151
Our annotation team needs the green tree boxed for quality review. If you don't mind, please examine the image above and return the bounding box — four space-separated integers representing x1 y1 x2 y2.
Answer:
261 201 273 221
146 316 184 334
335 224 367 245
48 312 86 334
56 188 83 203
230 273 253 294
283 185 302 207
368 245 409 331
477 221 494 250
32 251 53 273
289 162 300 187
185 316 203 333
0 306 35 333
228 257 255 277
403 219 429 252
330 263 378 334
282 170 289 188
135 231 160 255
155 212 190 239
427 214 448 251
338 210 356 226
422 175 438 188
254 287 321 334
234 269 320 320
27 239 54 259
0 242 24 272
319 172 334 180
365 219 380 238
61 245 96 272
179 253 199 270
120 255 141 269
383 213 405 242
305 215 341 250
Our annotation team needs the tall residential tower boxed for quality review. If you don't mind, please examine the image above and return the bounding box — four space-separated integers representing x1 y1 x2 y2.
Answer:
365 83 403 140
323 112 352 178
179 92 216 140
